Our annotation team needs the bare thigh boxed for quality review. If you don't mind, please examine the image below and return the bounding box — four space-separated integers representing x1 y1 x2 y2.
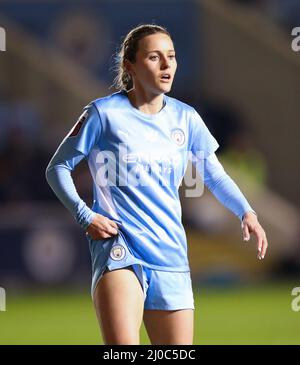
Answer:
93 266 144 345
143 309 194 345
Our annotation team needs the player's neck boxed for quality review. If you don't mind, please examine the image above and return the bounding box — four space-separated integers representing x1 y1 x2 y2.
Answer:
126 89 164 115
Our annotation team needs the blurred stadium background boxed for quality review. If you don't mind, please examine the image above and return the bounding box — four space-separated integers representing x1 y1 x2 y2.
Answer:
0 0 300 344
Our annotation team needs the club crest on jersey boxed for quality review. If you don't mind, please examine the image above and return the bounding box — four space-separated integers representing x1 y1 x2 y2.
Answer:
69 110 88 137
171 128 185 146
110 245 126 261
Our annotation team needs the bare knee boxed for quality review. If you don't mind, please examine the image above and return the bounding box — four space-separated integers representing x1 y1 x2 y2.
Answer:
93 267 144 345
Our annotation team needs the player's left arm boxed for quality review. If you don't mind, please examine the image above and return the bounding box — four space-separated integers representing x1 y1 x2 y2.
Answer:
189 107 268 260
241 210 268 260
202 153 268 260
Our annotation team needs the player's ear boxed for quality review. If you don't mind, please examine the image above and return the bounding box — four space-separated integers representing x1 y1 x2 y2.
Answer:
123 59 135 77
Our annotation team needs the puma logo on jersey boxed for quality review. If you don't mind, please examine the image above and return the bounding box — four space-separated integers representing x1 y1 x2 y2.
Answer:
145 131 158 142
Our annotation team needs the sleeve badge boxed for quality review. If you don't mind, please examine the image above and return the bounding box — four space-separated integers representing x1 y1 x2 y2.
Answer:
68 110 88 137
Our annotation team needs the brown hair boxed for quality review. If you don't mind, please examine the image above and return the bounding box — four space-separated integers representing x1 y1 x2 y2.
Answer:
111 24 171 91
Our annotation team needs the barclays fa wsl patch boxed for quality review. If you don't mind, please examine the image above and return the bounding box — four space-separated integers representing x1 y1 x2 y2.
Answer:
68 110 88 137
110 245 126 261
171 128 185 146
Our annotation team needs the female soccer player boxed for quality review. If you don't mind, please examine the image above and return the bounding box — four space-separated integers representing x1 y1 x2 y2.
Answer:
46 24 268 345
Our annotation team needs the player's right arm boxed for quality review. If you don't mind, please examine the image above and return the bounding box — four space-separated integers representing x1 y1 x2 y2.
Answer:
45 103 118 239
189 107 268 260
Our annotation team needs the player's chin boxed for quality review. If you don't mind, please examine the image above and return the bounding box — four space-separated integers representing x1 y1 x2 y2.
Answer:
157 81 173 93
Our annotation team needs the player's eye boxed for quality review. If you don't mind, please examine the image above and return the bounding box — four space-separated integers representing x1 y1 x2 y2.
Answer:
168 55 176 59
149 55 159 61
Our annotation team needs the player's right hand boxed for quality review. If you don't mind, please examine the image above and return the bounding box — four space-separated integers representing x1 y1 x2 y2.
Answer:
85 214 120 240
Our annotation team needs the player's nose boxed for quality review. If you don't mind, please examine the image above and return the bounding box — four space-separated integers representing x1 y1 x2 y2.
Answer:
161 56 171 69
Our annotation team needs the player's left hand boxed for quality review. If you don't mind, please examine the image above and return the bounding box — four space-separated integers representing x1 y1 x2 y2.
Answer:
241 211 268 260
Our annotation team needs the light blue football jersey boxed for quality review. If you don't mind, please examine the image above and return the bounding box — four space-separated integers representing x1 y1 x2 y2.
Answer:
46 90 255 272
57 90 218 271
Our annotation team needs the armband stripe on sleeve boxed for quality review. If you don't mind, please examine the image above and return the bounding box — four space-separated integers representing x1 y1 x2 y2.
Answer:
68 111 88 137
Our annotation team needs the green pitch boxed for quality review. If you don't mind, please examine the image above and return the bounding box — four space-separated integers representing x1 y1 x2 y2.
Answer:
0 282 299 344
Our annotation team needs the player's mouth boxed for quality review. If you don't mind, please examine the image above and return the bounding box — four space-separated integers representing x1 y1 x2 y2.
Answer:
159 73 172 83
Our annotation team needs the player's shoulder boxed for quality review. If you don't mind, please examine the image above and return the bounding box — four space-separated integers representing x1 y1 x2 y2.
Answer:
165 94 195 114
86 90 126 112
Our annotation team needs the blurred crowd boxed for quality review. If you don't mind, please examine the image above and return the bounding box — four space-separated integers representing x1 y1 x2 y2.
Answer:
231 0 300 30
0 103 52 203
